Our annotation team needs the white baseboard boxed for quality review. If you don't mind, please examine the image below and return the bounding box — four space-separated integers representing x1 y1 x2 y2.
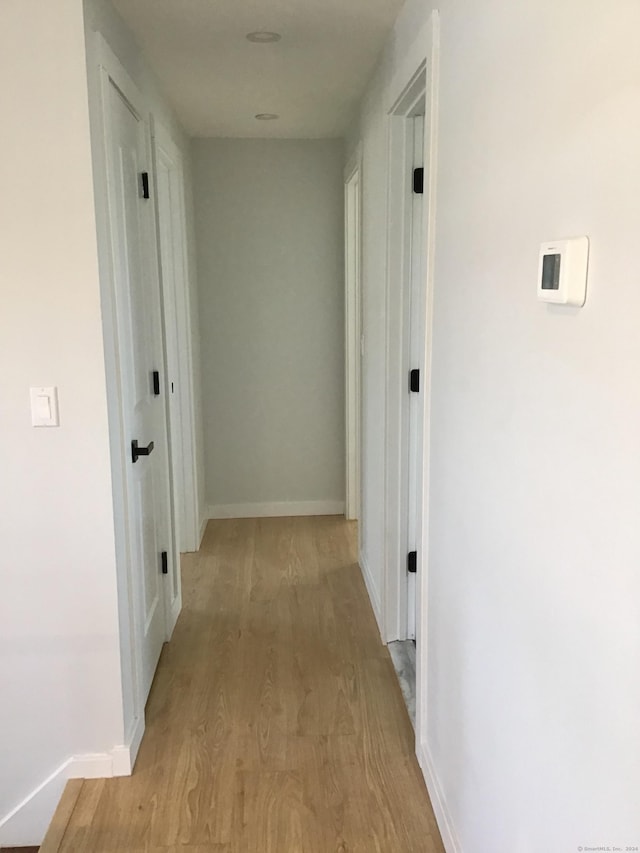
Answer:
0 733 141 847
167 587 183 641
111 745 134 778
118 712 145 776
208 500 345 520
68 751 116 780
199 512 208 547
417 740 461 853
359 550 384 640
0 759 70 847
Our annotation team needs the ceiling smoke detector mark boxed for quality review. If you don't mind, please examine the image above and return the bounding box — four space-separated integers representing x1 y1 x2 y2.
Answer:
255 113 279 121
246 31 281 43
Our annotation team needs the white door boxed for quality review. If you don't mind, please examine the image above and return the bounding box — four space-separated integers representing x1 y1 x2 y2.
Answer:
104 78 169 702
407 116 425 640
154 125 199 555
154 124 198 630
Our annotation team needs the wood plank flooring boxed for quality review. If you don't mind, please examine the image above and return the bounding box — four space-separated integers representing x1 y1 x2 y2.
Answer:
1 847 40 852
46 516 444 852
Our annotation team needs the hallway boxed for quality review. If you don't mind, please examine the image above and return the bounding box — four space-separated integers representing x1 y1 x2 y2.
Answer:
43 517 444 852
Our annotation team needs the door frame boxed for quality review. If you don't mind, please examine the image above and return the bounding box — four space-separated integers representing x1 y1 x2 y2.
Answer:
406 113 426 643
384 66 427 644
87 33 177 771
382 12 440 750
344 146 363 522
153 120 200 549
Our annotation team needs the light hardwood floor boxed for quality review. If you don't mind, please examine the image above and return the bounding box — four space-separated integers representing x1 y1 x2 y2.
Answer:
42 516 444 852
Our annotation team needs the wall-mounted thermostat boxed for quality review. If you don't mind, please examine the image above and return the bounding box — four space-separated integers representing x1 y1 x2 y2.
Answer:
537 236 589 306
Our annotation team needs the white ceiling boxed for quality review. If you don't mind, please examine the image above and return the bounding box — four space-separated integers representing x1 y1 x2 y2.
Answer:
111 0 405 138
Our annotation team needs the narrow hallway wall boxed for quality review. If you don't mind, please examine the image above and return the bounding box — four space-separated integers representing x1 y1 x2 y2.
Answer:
0 0 123 844
193 139 345 517
349 0 640 850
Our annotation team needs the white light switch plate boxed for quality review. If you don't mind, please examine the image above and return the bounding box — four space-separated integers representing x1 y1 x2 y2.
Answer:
30 386 59 427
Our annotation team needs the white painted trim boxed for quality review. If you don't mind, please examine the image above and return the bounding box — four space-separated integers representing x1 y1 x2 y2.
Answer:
417 740 461 853
415 8 441 754
68 752 115 780
380 11 440 756
167 586 182 639
0 736 140 846
384 85 423 644
111 745 135 778
383 55 429 647
344 146 363 522
344 143 363 184
358 551 384 640
199 513 209 547
119 709 145 776
208 501 345 520
387 18 434 114
0 760 69 847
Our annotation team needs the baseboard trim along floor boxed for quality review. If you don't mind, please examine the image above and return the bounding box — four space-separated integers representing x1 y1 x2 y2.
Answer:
208 500 345 519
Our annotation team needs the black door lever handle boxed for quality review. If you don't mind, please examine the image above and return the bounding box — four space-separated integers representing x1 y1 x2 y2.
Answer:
131 439 155 463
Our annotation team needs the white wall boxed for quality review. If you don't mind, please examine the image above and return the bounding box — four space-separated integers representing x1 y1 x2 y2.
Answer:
0 0 123 844
193 139 346 516
0 1 203 843
350 0 640 850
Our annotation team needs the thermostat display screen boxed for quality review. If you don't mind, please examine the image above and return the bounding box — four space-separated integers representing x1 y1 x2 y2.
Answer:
541 253 561 290
537 237 588 306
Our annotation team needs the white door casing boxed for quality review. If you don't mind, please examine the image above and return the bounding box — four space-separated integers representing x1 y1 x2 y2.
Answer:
407 116 426 641
384 65 427 644
345 148 363 522
381 11 440 754
414 14 440 752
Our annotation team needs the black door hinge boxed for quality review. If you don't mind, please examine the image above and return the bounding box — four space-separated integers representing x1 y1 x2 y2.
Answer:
410 369 420 393
140 172 150 200
408 551 417 574
152 370 161 396
161 551 168 575
413 167 424 194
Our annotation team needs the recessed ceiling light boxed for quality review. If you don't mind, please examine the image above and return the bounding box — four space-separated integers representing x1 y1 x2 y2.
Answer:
246 31 281 43
255 113 280 121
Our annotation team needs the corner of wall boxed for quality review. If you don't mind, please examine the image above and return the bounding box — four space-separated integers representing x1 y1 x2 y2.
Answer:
0 734 139 848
